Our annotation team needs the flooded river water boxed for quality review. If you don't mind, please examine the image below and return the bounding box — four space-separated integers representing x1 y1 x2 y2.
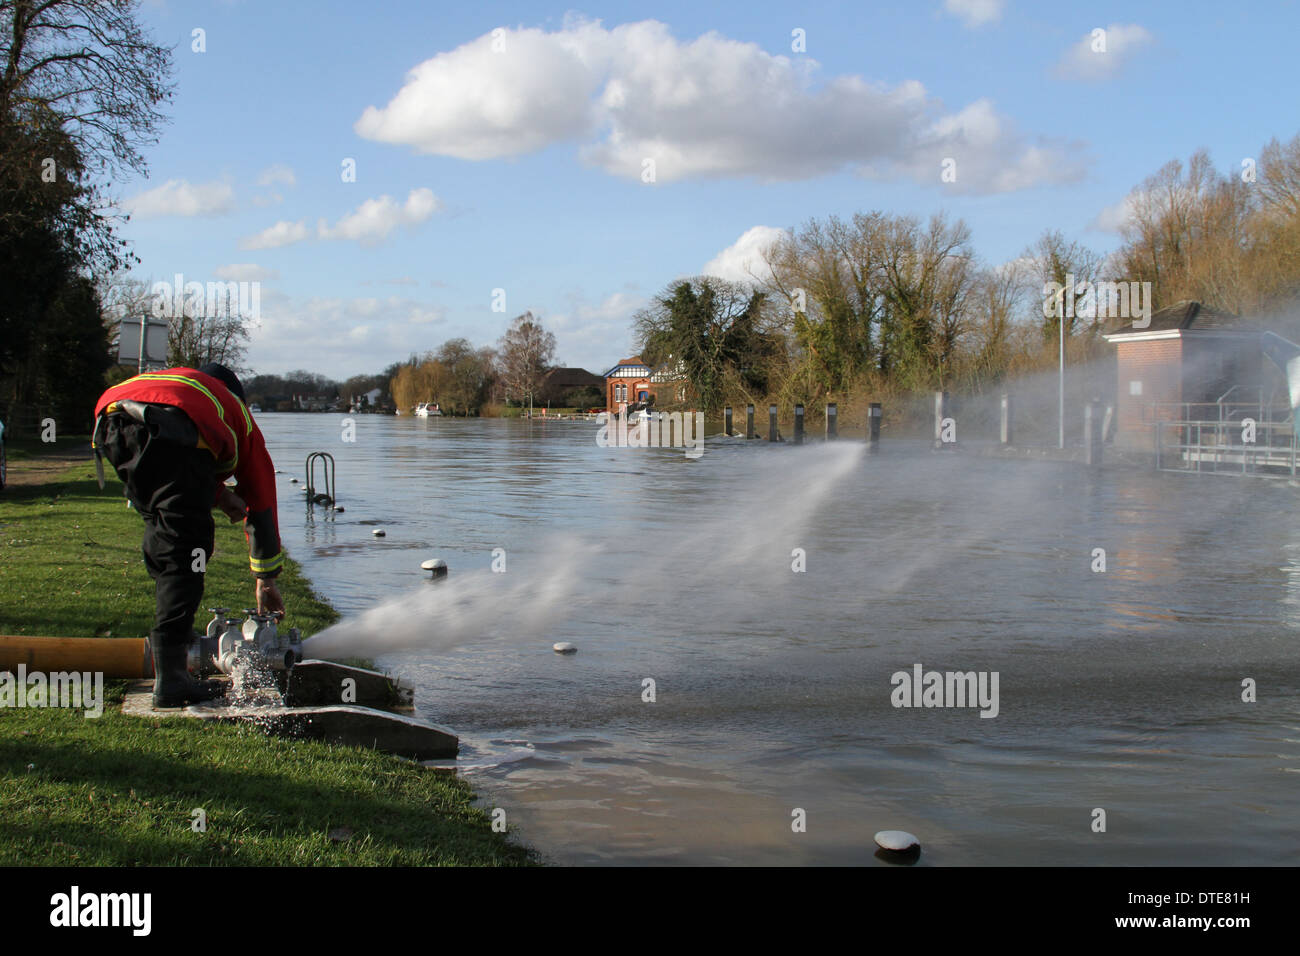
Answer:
259 414 1300 865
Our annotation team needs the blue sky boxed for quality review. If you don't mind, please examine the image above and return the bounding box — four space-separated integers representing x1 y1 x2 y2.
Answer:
116 0 1300 379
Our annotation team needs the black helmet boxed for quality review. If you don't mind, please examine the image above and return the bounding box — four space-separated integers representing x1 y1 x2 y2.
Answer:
198 363 246 403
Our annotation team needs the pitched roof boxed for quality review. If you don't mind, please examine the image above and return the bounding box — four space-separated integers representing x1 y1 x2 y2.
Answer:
541 367 604 387
1105 300 1244 336
602 356 650 377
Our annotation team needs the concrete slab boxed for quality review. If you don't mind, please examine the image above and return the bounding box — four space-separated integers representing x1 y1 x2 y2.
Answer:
284 659 414 710
121 680 458 760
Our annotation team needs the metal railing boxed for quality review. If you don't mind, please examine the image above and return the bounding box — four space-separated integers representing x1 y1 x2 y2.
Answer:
1143 399 1285 429
1155 416 1298 478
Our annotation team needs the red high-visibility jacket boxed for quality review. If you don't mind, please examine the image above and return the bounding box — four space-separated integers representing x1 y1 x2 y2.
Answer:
93 368 283 578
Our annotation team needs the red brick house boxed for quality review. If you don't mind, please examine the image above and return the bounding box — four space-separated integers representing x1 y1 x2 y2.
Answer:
604 357 654 414
1103 301 1274 452
603 357 688 414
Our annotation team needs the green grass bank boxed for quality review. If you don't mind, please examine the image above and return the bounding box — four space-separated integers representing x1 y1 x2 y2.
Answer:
0 452 534 866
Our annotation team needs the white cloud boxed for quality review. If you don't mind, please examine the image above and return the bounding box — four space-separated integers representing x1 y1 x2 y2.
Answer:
239 188 441 249
942 0 1005 28
860 98 1086 193
355 19 1084 193
1057 24 1152 82
256 163 297 187
245 290 450 378
214 263 280 281
355 23 604 160
702 226 786 283
318 188 441 244
545 290 647 371
121 178 235 218
240 219 312 250
1091 191 1143 233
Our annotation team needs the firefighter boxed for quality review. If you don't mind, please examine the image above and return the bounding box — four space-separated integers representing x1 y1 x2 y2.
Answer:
92 363 285 706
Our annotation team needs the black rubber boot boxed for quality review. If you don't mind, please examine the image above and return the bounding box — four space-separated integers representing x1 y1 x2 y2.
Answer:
150 635 226 707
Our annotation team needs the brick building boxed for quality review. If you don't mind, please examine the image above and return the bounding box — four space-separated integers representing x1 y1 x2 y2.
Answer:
603 357 688 414
604 357 654 414
1102 301 1274 452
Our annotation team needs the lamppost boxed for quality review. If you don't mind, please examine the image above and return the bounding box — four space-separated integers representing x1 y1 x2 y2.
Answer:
1059 296 1066 450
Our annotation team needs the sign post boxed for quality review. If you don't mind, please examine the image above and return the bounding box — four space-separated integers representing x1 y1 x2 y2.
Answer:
118 318 169 372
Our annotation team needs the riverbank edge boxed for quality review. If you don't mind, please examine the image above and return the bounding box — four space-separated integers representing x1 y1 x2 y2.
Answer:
0 454 536 866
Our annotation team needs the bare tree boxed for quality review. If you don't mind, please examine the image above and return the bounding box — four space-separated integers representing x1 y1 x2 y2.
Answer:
166 298 250 371
0 0 173 178
498 312 556 413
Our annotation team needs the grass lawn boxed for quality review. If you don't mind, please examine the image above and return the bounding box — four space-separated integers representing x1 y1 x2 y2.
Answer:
0 454 534 866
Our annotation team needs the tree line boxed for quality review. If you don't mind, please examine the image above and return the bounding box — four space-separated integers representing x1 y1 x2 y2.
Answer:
634 134 1300 419
0 0 172 435
389 312 558 415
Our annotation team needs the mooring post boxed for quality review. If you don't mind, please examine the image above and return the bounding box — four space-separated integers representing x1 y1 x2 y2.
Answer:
1000 394 1013 446
769 404 778 442
724 405 733 437
1085 400 1103 466
794 404 805 445
746 404 755 439
826 402 837 440
933 391 949 449
869 402 881 453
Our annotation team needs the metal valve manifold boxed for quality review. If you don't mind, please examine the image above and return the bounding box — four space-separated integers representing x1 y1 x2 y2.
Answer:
192 607 304 678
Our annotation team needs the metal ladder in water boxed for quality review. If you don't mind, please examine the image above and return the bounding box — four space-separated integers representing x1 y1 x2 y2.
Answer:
305 452 337 507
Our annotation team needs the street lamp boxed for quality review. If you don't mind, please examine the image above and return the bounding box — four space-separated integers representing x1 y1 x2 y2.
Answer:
1059 296 1066 450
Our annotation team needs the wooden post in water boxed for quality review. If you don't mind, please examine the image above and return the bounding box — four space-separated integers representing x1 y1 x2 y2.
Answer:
724 405 733 437
746 404 755 439
933 391 950 449
1085 401 1102 466
869 402 881 453
793 404 805 444
1000 394 1013 446
826 403 838 440
768 404 778 442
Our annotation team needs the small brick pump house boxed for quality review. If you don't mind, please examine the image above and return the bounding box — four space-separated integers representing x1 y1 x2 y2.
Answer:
1102 300 1281 452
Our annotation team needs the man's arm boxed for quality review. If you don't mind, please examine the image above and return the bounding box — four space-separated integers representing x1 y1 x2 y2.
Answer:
232 421 285 610
256 578 285 617
216 486 246 522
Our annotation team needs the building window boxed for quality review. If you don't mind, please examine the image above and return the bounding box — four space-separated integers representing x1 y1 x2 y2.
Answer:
1129 380 1143 396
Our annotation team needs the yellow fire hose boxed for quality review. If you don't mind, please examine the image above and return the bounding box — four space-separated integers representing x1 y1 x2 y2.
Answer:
0 636 153 678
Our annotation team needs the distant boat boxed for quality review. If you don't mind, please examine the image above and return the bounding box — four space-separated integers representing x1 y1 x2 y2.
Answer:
249 403 262 413
414 402 442 418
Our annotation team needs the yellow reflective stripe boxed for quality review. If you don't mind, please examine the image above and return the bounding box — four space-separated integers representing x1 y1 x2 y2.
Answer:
126 372 240 470
250 553 283 574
